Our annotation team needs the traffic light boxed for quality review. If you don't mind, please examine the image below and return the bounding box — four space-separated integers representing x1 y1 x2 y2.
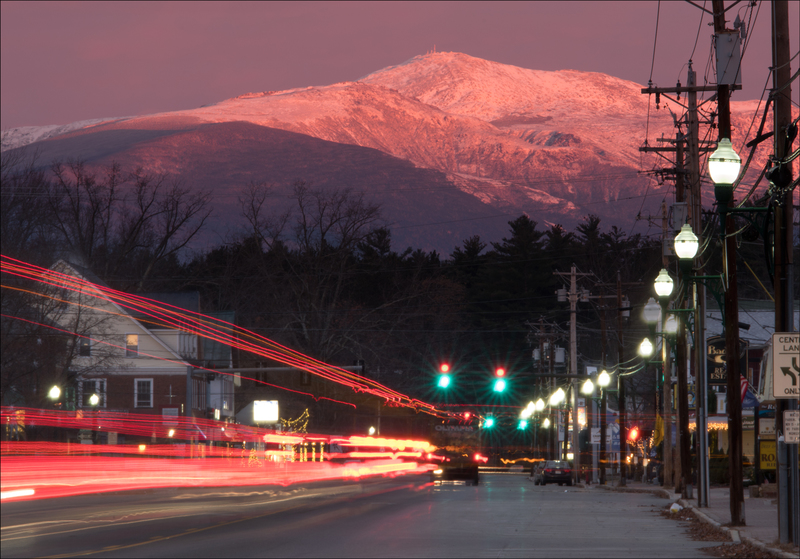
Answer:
463 412 471 421
517 419 528 430
483 417 495 429
492 367 507 392
628 426 640 442
437 363 451 389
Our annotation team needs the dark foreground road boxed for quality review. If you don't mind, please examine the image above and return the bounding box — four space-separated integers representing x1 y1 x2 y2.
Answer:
2 475 717 558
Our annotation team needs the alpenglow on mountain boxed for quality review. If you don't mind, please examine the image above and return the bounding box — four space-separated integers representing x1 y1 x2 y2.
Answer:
2 52 770 252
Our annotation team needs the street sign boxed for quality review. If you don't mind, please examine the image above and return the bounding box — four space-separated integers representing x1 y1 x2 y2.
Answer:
760 440 777 470
772 333 800 399
785 411 799 445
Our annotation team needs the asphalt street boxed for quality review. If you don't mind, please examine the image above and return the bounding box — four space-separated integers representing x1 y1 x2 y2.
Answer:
1 475 719 558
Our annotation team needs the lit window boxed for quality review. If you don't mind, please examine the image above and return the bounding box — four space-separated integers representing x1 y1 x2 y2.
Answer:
78 337 91 357
135 378 153 408
126 334 139 358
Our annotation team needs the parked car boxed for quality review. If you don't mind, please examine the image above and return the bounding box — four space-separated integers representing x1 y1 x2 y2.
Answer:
532 460 573 486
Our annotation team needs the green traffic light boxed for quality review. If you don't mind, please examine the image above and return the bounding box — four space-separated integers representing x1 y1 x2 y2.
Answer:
493 378 507 392
518 419 528 430
484 417 495 428
438 374 451 388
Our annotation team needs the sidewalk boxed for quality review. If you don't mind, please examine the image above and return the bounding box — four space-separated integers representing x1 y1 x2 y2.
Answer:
594 481 799 559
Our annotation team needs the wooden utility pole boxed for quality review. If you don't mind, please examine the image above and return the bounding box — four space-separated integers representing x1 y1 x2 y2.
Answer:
617 271 627 486
600 307 608 485
640 64 721 500
661 203 674 489
712 0 745 527
771 0 798 545
554 266 592 483
687 60 711 508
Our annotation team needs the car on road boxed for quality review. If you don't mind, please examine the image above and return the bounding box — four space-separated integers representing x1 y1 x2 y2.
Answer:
532 460 572 486
430 450 480 485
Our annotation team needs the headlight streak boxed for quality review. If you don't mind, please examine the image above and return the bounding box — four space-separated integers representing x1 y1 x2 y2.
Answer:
0 435 438 503
1 255 457 419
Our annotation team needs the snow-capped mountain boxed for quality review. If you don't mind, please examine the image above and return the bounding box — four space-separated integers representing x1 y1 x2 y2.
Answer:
2 52 779 251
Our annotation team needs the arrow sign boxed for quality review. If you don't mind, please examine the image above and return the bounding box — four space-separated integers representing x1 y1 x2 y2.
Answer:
773 334 800 399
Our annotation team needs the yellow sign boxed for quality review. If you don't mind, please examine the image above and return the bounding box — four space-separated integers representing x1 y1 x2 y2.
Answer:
759 440 776 470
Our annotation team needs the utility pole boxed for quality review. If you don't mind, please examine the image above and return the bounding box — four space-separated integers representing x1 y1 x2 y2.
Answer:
641 62 721 500
555 266 592 484
661 203 674 489
617 271 627 486
600 306 608 485
712 0 744 527
687 60 711 509
771 0 798 545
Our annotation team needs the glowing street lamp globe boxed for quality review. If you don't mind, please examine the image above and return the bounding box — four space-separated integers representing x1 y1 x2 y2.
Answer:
597 370 611 388
542 418 551 428
581 379 595 395
665 315 679 336
643 297 661 325
708 138 742 185
654 269 674 299
674 224 699 261
535 398 545 412
88 393 100 406
638 338 654 358
48 386 61 400
549 387 565 406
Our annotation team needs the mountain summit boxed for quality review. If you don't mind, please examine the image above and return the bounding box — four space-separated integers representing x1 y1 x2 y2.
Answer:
2 52 771 251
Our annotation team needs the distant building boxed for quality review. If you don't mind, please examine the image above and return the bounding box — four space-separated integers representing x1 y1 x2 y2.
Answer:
49 261 234 429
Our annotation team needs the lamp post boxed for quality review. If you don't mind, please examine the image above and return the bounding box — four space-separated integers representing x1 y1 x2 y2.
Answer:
710 137 745 526
675 222 711 507
672 223 699 499
597 369 611 484
581 378 596 483
654 270 675 489
550 387 566 460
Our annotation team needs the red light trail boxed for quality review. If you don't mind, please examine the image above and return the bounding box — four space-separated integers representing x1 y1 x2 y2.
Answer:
0 407 437 502
0 255 457 418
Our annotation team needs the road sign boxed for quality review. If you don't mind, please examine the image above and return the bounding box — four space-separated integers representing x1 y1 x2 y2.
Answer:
760 440 777 470
785 411 799 445
772 333 800 399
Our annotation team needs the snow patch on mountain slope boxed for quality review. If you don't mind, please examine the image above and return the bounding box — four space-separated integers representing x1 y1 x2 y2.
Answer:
1 117 129 151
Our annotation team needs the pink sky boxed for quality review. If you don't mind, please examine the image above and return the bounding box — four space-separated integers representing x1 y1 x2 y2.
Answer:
2 1 797 129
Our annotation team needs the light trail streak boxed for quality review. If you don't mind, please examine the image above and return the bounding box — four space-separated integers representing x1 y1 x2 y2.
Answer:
1 255 456 418
0 409 439 502
0 455 434 502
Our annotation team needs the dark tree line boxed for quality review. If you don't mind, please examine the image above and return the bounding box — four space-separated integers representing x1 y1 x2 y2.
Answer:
1 151 678 414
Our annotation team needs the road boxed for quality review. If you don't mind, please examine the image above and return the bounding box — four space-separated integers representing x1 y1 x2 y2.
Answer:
2 475 717 558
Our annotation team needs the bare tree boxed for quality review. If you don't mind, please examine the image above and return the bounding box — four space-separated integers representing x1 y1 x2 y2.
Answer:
241 181 382 360
48 160 212 289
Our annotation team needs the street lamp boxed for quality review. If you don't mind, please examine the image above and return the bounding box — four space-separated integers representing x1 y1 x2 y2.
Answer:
88 393 100 406
674 224 699 262
48 386 61 400
535 398 545 412
710 137 745 526
654 269 674 300
597 370 611 485
708 138 742 208
549 387 565 406
643 298 661 326
581 379 594 395
638 338 654 358
664 315 679 337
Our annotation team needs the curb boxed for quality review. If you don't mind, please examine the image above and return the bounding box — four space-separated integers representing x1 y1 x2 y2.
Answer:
677 499 798 559
593 483 671 499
